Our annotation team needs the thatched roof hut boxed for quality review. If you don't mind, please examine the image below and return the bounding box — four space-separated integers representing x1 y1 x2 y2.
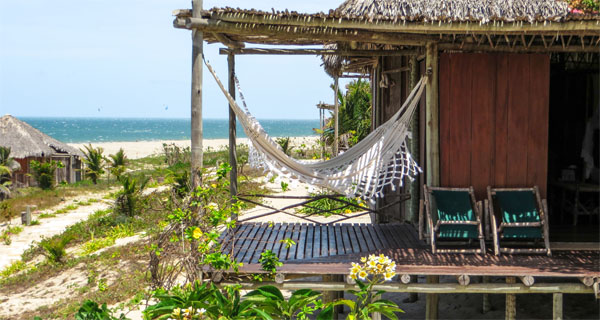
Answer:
0 115 82 159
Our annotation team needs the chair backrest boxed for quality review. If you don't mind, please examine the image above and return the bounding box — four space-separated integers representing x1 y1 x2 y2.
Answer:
493 190 540 223
430 189 475 222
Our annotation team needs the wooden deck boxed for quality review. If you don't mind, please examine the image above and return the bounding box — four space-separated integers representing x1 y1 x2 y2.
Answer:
220 222 600 278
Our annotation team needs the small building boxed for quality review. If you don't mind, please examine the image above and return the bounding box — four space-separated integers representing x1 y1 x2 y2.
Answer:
0 115 83 187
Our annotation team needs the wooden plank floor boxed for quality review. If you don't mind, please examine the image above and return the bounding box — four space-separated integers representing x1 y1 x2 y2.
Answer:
219 223 600 278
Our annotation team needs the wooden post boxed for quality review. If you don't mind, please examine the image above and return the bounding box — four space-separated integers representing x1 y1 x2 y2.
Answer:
190 0 204 189
227 53 238 209
553 293 563 320
482 276 491 314
505 277 516 320
425 42 439 187
323 275 343 318
407 55 420 223
333 76 339 156
426 275 439 320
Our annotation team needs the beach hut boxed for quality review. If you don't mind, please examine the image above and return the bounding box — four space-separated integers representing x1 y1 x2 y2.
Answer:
0 115 83 187
174 1 599 318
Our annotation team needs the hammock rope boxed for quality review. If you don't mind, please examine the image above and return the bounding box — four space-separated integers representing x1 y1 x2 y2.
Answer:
204 57 426 202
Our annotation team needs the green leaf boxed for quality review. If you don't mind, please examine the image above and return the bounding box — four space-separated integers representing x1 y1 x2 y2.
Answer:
316 305 334 320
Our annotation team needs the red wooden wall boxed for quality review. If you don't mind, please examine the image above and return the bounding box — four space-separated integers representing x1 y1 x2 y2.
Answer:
439 53 550 199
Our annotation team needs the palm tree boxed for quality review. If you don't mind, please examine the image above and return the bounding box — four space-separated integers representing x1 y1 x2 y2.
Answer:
80 144 105 184
107 148 127 180
0 147 20 198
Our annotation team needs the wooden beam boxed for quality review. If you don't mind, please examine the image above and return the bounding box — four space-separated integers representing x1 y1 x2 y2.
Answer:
218 281 596 294
213 33 245 49
425 42 439 187
579 277 594 287
439 42 600 53
457 274 470 286
219 48 419 56
180 18 433 46
190 0 203 188
407 56 420 225
553 293 563 320
426 275 439 320
208 12 600 36
334 76 339 156
400 274 412 284
520 275 535 287
506 277 517 320
227 53 238 210
482 276 492 314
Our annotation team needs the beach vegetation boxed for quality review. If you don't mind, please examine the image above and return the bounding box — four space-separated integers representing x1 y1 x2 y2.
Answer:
1 225 23 245
40 235 72 264
107 148 128 180
0 146 19 198
30 159 64 189
245 286 324 320
297 190 366 217
326 79 372 149
276 136 293 155
74 299 129 320
114 175 148 217
81 144 106 184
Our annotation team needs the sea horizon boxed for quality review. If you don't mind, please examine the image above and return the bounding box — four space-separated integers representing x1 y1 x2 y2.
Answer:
19 117 321 144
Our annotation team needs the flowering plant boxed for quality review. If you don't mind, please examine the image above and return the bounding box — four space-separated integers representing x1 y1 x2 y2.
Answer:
320 254 403 320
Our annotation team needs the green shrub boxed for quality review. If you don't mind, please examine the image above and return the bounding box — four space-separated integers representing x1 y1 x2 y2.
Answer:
30 160 64 190
40 235 72 264
114 176 148 217
107 148 127 180
75 299 129 320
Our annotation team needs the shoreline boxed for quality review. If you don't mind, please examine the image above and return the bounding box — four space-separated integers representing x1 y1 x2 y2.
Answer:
68 136 319 159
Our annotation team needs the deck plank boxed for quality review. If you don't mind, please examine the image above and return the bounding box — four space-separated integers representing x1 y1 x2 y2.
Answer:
272 223 288 260
296 223 307 260
305 224 315 259
328 224 337 256
237 223 261 262
280 222 294 261
243 223 268 263
335 225 345 255
353 224 371 252
250 223 275 264
313 225 322 258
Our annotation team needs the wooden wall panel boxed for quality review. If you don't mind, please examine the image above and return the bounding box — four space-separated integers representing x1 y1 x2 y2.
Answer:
470 54 496 200
439 53 549 198
494 55 509 187
526 54 550 196
439 53 451 187
448 54 472 187
506 54 531 187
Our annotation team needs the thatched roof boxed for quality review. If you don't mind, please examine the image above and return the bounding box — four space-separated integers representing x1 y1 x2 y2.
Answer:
0 115 83 159
334 0 572 23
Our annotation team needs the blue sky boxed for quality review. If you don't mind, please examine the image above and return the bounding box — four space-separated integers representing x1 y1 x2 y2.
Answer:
0 0 348 120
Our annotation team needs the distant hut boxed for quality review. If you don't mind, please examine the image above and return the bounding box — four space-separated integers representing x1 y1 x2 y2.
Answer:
0 115 83 187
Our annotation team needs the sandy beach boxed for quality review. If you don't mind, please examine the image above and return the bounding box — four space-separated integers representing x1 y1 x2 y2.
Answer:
68 136 320 159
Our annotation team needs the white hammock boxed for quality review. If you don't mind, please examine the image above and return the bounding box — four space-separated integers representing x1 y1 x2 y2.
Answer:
205 58 426 202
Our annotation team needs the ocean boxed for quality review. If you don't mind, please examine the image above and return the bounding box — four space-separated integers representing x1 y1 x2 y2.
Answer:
21 117 319 143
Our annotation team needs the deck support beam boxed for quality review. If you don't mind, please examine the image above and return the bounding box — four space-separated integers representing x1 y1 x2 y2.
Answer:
426 275 439 320
553 293 563 320
190 0 204 188
506 277 517 320
482 276 491 314
425 42 439 187
227 53 238 209
322 275 343 318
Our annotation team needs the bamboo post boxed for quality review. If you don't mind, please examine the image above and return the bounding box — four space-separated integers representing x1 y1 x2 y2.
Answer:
190 0 204 189
406 275 419 303
227 53 238 211
408 55 420 223
482 276 491 314
553 293 563 320
426 275 439 320
425 42 439 187
322 275 343 318
505 277 516 320
334 76 339 156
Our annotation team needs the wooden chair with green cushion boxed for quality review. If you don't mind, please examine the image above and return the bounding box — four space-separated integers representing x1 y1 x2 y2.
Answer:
422 185 486 254
486 186 551 256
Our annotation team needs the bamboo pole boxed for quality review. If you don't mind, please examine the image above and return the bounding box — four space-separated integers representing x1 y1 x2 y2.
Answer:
407 55 420 224
426 275 439 320
217 281 596 294
219 48 419 56
205 13 600 36
553 293 563 320
190 0 204 188
228 53 238 212
334 76 339 156
506 277 517 320
425 43 439 187
482 276 491 314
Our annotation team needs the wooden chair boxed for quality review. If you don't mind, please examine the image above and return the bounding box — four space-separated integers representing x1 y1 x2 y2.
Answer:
486 186 551 256
422 185 486 254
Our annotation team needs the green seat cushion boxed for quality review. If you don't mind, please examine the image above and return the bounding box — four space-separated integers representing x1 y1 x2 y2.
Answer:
495 191 542 239
431 190 478 239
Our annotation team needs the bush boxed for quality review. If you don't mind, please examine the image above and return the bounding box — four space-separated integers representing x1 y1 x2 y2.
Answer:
30 160 64 190
40 235 72 264
114 176 148 217
81 144 105 184
75 299 129 320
